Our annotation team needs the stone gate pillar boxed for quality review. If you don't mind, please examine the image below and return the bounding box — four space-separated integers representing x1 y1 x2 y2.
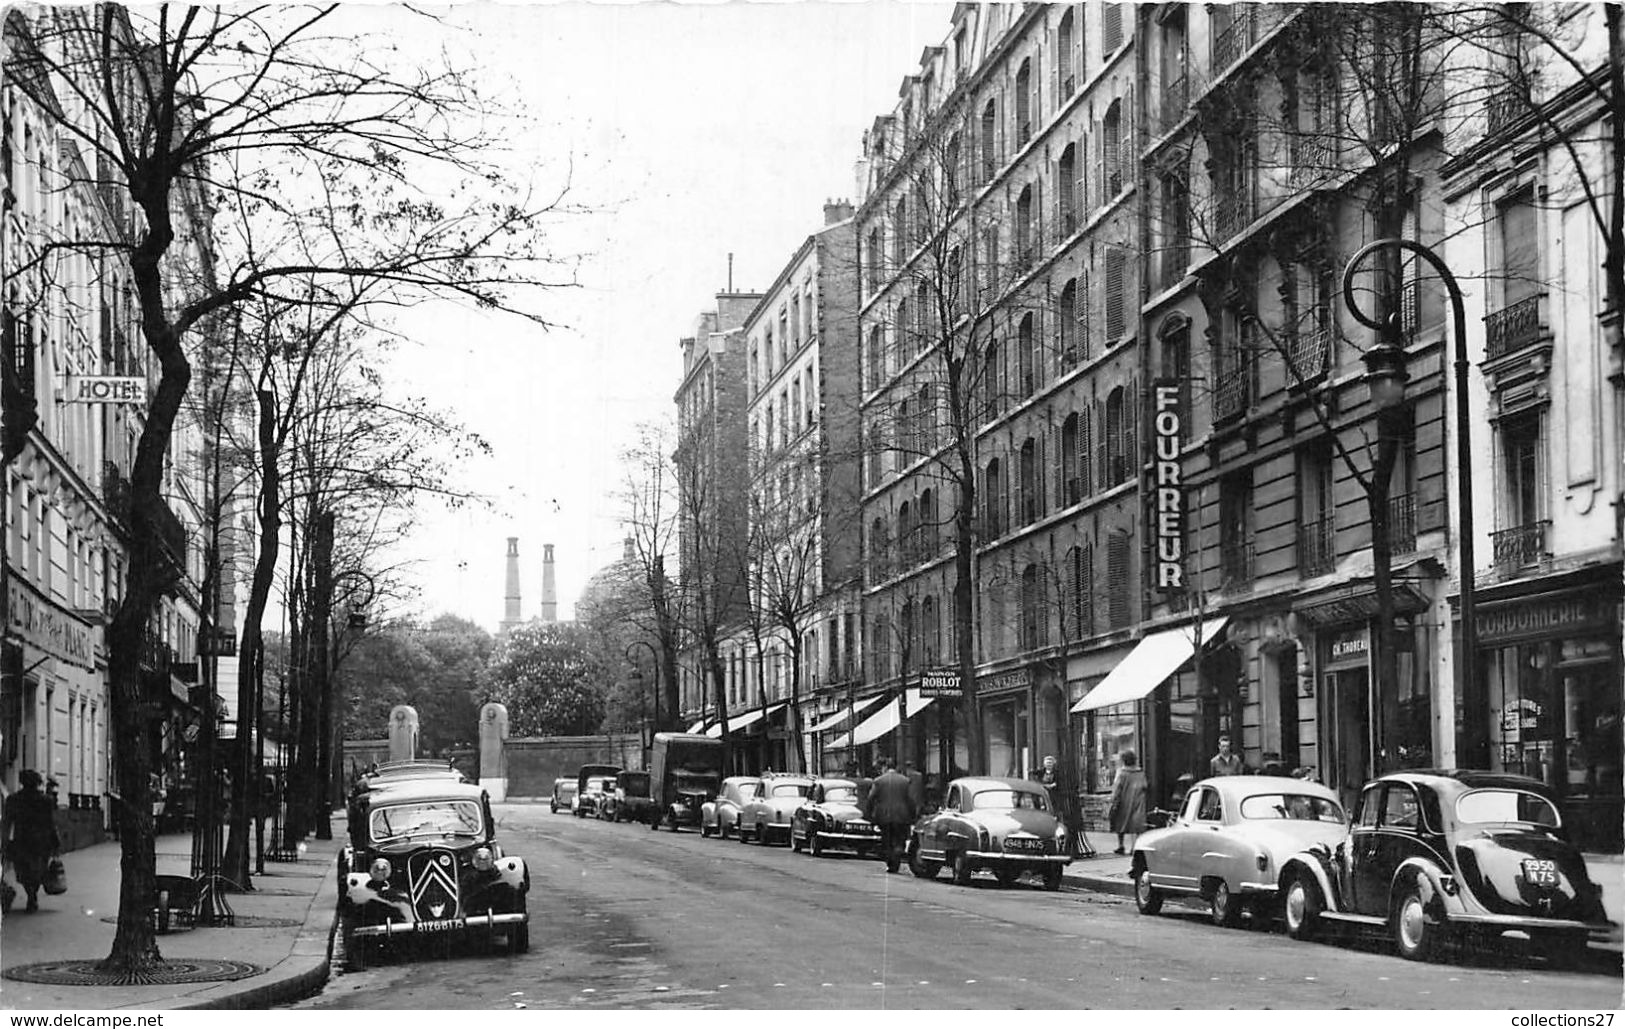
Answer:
479 703 509 802
388 705 419 762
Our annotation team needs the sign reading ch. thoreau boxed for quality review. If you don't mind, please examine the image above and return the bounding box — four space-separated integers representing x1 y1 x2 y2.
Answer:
1151 379 1184 592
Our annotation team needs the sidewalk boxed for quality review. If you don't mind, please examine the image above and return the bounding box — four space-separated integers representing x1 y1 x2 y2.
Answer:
1063 846 1625 953
0 827 343 1010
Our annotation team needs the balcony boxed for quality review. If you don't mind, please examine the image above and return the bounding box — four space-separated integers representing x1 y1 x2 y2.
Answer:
138 628 175 676
1487 87 1529 137
1220 538 1255 588
1289 133 1333 185
1484 294 1545 361
1388 492 1417 556
1214 189 1254 241
1212 8 1258 73
1298 518 1336 577
1161 73 1189 133
1212 362 1255 422
1492 520 1550 574
1287 325 1331 382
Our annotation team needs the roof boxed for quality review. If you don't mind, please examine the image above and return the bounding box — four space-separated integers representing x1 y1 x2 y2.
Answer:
815 778 857 789
1381 769 1556 795
953 776 1047 793
361 779 487 805
1192 775 1342 803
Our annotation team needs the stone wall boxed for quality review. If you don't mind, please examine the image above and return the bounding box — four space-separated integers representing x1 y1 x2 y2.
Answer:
503 735 643 799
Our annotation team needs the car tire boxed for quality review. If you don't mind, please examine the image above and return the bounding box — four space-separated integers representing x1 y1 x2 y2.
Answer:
909 851 942 880
1133 869 1164 915
757 822 773 846
791 829 805 853
810 832 825 858
341 920 366 972
701 821 713 838
1392 886 1438 961
1539 931 1590 969
1283 873 1322 940
549 801 558 815
509 922 530 955
1209 879 1243 928
1042 866 1063 892
951 851 974 886
737 822 752 843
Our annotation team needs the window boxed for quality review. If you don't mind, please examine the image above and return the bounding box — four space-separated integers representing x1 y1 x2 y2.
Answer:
779 312 789 366
791 295 801 347
1101 3 1123 56
804 372 815 429
919 488 938 557
1104 386 1127 487
1297 440 1336 576
915 279 932 349
765 402 775 452
1058 144 1079 237
1016 58 1034 146
1061 414 1081 505
1057 9 1076 98
1058 279 1079 367
790 376 802 433
866 229 882 294
982 340 1003 421
1380 784 1421 830
1019 437 1039 525
897 501 914 567
1015 184 1036 269
749 345 760 396
1500 411 1544 547
866 326 884 393
1102 101 1123 197
1159 166 1191 287
870 516 890 578
1068 542 1094 638
1219 470 1255 585
1018 313 1038 396
922 595 939 665
980 98 998 182
1107 529 1132 629
1021 563 1046 651
893 198 908 265
1494 189 1540 317
983 458 1006 538
944 134 963 207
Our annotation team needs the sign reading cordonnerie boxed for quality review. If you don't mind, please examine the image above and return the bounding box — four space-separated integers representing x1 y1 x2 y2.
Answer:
1152 379 1184 591
66 375 148 404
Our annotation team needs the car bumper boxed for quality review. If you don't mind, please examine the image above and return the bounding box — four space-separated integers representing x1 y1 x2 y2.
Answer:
350 911 527 938
1447 913 1614 934
966 850 1072 864
815 831 881 844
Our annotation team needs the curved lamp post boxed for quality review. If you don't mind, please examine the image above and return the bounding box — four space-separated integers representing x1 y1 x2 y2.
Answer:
317 567 377 839
625 640 661 753
1342 237 1479 772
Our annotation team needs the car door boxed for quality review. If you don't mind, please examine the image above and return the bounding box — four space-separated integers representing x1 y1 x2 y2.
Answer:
924 785 960 856
1178 786 1226 889
1149 787 1206 889
1360 782 1426 916
1346 783 1391 915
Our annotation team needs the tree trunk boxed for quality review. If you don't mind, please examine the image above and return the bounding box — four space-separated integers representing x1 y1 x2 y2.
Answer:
788 633 806 773
225 389 281 885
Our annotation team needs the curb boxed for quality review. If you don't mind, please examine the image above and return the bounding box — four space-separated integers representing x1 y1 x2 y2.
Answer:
175 854 341 1010
1064 871 1135 898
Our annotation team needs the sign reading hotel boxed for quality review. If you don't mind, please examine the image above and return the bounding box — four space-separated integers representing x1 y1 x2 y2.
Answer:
1152 379 1185 591
65 376 148 405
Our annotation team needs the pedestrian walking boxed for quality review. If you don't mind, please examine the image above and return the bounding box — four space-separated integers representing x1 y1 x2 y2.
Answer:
3 770 61 912
1209 734 1245 776
1106 751 1147 856
903 759 925 812
863 757 918 873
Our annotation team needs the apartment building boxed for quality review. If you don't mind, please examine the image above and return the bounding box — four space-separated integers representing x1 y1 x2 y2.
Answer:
848 3 1146 794
2 6 213 845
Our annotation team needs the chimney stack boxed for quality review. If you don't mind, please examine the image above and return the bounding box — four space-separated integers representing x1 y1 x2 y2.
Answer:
541 543 558 623
500 537 522 633
824 197 854 225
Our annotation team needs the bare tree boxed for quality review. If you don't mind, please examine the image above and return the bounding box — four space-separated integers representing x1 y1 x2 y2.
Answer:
616 420 682 734
3 6 576 974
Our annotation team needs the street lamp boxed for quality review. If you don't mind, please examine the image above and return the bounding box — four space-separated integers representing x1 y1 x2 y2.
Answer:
625 640 661 754
317 568 377 840
1342 237 1479 771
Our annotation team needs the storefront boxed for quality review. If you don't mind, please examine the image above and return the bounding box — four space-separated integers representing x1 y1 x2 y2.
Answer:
1462 568 1622 852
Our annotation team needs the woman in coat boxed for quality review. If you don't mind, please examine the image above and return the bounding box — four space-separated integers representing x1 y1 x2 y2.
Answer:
3 769 60 911
1107 750 1148 856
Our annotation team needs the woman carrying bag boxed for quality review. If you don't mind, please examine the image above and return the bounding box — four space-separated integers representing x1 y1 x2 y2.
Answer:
3 769 63 911
1106 750 1148 857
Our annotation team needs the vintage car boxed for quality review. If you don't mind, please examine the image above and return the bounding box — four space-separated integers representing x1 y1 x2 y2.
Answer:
573 764 621 819
1131 775 1347 926
791 777 880 857
739 774 815 846
1278 770 1613 964
701 776 762 839
649 732 724 831
908 776 1070 890
601 770 660 824
549 777 578 815
339 777 528 969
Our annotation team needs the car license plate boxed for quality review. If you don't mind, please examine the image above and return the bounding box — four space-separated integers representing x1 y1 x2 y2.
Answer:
417 918 459 933
1522 859 1560 887
1005 838 1041 852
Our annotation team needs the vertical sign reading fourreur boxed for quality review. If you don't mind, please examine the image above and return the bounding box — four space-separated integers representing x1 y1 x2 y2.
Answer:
1152 379 1184 591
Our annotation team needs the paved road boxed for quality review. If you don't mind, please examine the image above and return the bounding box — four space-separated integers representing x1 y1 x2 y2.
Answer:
293 804 1622 1010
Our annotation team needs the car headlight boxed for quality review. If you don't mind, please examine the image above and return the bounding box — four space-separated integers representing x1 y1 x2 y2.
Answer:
978 827 991 850
473 847 495 872
369 857 392 883
1053 823 1067 840
1255 854 1269 873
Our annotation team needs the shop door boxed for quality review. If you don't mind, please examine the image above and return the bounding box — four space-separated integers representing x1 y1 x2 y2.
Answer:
1329 668 1370 809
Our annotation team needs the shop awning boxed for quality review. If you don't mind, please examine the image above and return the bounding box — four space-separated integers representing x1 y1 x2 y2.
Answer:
686 718 707 734
827 689 936 749
1070 616 1229 713
809 694 888 734
704 702 786 738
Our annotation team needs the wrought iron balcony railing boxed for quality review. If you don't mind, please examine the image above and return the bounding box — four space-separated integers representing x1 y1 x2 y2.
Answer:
1212 8 1257 72
1287 325 1331 381
1213 362 1255 421
1157 242 1190 292
1161 73 1189 132
1297 517 1335 577
1491 520 1549 573
1487 87 1529 137
1484 294 1545 360
1220 538 1255 587
1214 188 1254 241
1289 133 1332 184
1388 492 1417 556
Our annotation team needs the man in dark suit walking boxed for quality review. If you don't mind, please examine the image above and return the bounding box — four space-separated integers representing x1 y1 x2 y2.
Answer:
864 757 918 873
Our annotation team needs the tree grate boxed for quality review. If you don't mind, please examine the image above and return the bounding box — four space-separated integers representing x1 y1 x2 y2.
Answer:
4 957 265 986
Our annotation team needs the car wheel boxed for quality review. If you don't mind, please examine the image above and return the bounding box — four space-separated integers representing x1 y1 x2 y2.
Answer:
1042 866 1063 892
737 822 752 843
1283 873 1322 940
1392 886 1438 961
701 820 713 838
995 867 1020 888
549 801 558 815
1209 880 1243 928
1539 931 1590 969
1133 869 1164 915
791 828 805 853
909 848 942 880
341 920 366 972
810 832 825 858
951 851 974 886
757 822 773 846
509 921 530 955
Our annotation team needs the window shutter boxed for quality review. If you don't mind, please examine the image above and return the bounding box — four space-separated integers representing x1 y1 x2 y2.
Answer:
1105 247 1126 341
1036 432 1048 520
1095 398 1108 493
1093 122 1106 211
1123 378 1139 485
1120 85 1134 179
1107 530 1131 628
1078 407 1093 497
1079 268 1092 359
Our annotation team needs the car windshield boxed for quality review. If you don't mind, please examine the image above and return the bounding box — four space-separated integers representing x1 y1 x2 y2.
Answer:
1239 794 1345 823
739 783 761 799
371 800 482 841
970 789 1048 812
588 777 613 791
822 786 858 803
771 783 811 798
1456 789 1561 827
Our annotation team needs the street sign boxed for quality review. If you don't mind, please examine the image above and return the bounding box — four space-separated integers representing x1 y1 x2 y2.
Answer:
919 670 962 698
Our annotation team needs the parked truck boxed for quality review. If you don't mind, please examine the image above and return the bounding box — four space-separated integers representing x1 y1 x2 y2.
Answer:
648 733 724 832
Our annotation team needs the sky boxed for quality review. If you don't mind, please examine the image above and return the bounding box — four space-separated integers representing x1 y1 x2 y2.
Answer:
358 1 959 632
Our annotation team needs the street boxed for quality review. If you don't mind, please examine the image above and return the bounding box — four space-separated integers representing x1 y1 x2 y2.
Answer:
292 803 1622 1010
